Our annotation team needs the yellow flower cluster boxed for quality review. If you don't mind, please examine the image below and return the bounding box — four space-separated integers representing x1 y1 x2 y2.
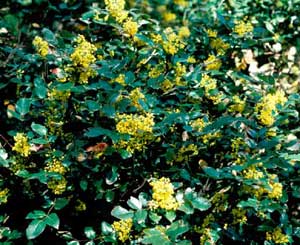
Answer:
114 74 126 85
163 11 176 22
176 144 199 162
243 173 283 200
178 26 191 39
255 90 287 126
190 118 206 132
104 0 128 23
161 79 173 92
129 88 145 109
174 0 188 7
149 64 165 78
206 29 218 38
229 95 246 113
268 181 283 199
0 188 9 204
75 199 87 212
149 177 179 210
211 192 228 212
174 62 187 86
47 178 67 195
266 227 289 244
48 88 71 101
243 165 264 179
163 28 185 55
200 228 214 245
200 74 223 104
45 159 66 175
70 35 96 68
112 218 133 242
204 54 222 70
123 18 138 37
234 20 254 37
232 208 247 224
12 133 31 157
32 36 49 57
210 37 230 55
115 113 154 153
70 35 97 84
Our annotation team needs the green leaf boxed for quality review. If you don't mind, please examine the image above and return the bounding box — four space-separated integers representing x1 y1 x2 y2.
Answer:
84 227 96 239
135 210 147 224
0 149 9 167
149 212 162 224
80 180 88 191
16 98 32 116
67 241 80 245
203 167 220 179
111 206 133 220
238 198 258 209
54 198 69 210
101 221 113 235
26 210 46 220
165 211 176 223
127 196 142 210
166 220 189 241
84 127 118 141
42 28 57 44
142 228 172 245
105 166 118 185
191 197 211 211
26 219 47 240
34 77 47 99
45 213 60 229
178 202 194 214
31 122 48 136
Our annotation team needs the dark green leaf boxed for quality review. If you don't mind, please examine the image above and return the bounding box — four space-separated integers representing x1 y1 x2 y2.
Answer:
84 227 96 239
111 206 133 220
31 122 48 136
166 220 189 241
45 213 60 229
26 219 47 240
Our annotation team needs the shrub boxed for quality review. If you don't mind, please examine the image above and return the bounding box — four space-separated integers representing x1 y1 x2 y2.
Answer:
0 0 300 244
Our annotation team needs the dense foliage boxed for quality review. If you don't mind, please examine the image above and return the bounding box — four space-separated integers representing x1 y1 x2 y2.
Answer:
1 0 300 244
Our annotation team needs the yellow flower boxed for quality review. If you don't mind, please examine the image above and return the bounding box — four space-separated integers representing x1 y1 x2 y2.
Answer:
233 20 254 37
0 188 9 204
12 133 31 157
187 56 196 63
47 177 67 195
232 208 247 224
162 28 185 55
266 227 289 244
163 12 176 22
70 35 96 68
206 29 218 38
115 74 126 86
123 18 138 37
204 55 222 70
112 219 133 242
115 113 154 153
75 200 87 212
210 37 230 55
129 88 145 109
255 90 287 126
45 159 66 175
229 95 246 113
149 177 179 210
268 181 283 199
32 36 49 57
104 0 128 23
174 0 188 7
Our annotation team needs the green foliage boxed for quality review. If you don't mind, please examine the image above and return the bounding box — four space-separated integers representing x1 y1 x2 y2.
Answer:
1 0 300 244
